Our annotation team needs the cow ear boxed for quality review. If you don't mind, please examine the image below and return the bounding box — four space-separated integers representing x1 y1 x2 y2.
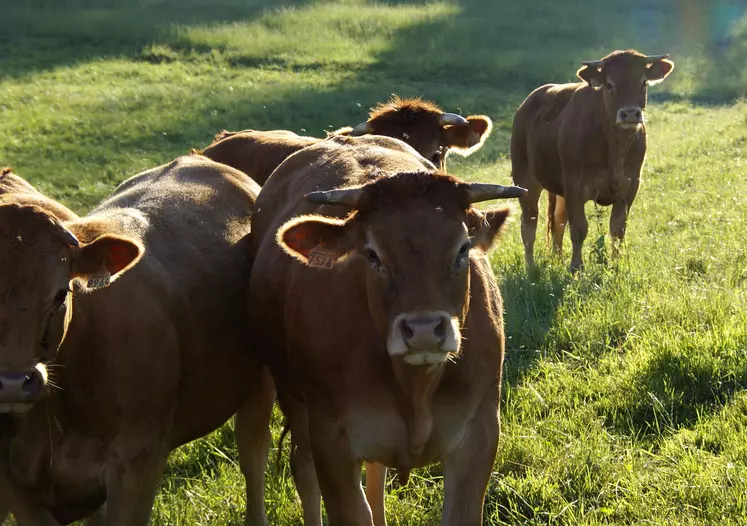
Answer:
577 65 604 88
277 215 360 269
467 207 510 252
73 235 144 290
646 59 674 85
443 116 493 156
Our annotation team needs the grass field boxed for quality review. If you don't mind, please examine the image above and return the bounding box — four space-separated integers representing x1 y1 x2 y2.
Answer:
2 0 747 524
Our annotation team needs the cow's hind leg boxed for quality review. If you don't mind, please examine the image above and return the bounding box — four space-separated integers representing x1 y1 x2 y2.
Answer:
236 365 275 526
548 193 568 256
609 178 639 260
441 383 499 526
365 462 387 526
518 180 543 268
308 403 372 526
565 193 588 273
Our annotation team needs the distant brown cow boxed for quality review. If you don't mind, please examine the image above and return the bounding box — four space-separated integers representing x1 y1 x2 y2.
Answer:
511 49 674 271
248 134 525 525
0 158 272 525
198 96 493 185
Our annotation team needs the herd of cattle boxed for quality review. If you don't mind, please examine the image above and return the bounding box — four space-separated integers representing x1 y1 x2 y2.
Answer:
0 49 673 525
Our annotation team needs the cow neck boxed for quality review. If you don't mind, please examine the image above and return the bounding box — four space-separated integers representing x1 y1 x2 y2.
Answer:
391 360 445 461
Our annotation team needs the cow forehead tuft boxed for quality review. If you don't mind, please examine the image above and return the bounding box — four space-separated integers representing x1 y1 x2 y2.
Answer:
369 95 443 121
358 171 469 210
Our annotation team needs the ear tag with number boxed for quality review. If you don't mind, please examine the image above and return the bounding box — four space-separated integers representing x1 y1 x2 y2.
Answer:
86 273 111 289
307 246 335 269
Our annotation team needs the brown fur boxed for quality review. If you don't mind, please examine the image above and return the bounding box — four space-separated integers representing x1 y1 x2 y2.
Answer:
249 134 510 524
197 95 493 185
511 49 674 271
0 157 272 524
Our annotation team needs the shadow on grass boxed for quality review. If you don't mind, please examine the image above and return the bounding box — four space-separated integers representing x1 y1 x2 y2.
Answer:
0 0 312 78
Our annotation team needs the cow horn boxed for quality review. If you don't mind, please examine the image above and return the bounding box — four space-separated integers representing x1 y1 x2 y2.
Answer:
439 113 469 127
641 53 670 63
60 227 80 247
465 183 527 203
581 59 604 69
304 187 364 208
350 122 373 136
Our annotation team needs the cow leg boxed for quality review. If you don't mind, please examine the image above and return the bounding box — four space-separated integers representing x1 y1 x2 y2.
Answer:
308 404 372 526
277 394 322 526
565 194 588 272
103 437 170 526
83 504 107 526
441 384 499 526
518 181 542 268
365 462 387 526
609 178 639 259
236 366 275 526
0 463 58 525
550 194 568 256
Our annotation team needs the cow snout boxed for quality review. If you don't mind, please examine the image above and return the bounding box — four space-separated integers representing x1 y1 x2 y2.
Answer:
0 368 44 402
399 314 449 351
616 107 644 127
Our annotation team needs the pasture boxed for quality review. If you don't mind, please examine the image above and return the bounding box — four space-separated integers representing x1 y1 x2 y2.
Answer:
1 0 746 524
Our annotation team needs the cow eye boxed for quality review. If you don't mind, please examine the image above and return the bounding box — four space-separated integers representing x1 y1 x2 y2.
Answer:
53 288 70 307
606 82 614 92
363 248 381 269
456 241 472 265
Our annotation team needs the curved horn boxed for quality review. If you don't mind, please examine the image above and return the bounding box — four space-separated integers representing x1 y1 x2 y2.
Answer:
641 53 670 63
581 59 604 69
439 112 469 127
465 183 527 203
304 187 364 208
59 227 80 247
350 121 373 136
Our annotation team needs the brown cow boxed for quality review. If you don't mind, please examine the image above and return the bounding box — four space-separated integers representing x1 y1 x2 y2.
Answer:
510 49 674 271
248 134 525 525
198 95 493 185
0 157 273 525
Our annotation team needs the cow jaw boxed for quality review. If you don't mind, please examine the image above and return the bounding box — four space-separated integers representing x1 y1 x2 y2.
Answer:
387 312 460 366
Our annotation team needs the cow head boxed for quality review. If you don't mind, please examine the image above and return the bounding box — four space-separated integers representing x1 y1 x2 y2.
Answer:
576 50 674 129
343 96 493 169
0 203 143 414
277 173 525 366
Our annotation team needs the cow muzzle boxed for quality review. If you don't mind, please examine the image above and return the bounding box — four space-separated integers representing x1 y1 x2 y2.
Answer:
387 312 460 366
616 107 644 128
0 365 46 413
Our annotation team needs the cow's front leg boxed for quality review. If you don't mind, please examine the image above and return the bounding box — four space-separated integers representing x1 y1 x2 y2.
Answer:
565 193 588 272
518 181 543 268
103 435 170 526
609 176 639 259
441 384 499 526
0 462 58 525
308 402 372 526
235 366 275 526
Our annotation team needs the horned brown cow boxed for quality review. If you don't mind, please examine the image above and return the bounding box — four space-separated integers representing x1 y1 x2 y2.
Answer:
198 96 493 186
248 134 525 525
0 157 272 525
510 49 674 271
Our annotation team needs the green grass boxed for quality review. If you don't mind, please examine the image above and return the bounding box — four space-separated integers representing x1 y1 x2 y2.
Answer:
2 0 747 524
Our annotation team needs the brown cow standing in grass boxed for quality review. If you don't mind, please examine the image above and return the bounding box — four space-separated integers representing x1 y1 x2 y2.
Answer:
0 158 273 525
510 49 674 271
248 134 525 525
199 96 493 185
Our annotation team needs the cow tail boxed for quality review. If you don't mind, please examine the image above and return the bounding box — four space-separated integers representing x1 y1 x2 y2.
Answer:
547 192 557 245
275 422 292 470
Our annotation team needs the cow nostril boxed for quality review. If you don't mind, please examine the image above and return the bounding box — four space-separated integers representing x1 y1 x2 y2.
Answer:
23 372 41 395
434 318 447 340
635 111 642 120
400 320 414 341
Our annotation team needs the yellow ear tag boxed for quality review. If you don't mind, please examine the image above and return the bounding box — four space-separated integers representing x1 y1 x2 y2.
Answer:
307 246 335 269
86 273 111 289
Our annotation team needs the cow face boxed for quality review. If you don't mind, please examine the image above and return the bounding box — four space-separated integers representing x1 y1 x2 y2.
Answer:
346 97 493 169
278 173 524 366
0 204 142 413
577 50 674 129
